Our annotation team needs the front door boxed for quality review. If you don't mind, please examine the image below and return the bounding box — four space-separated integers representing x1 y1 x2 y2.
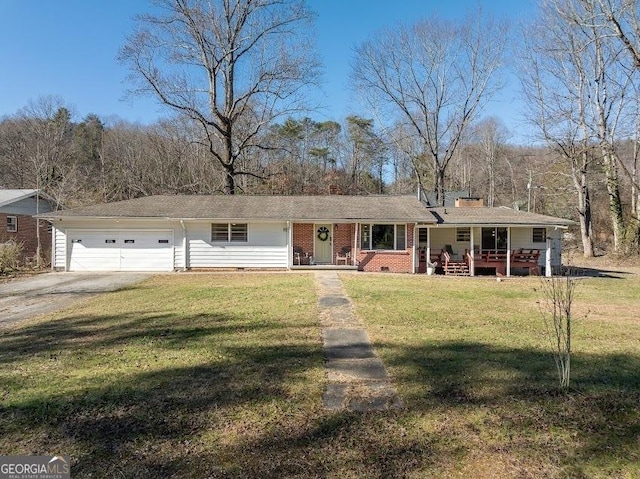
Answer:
314 224 333 263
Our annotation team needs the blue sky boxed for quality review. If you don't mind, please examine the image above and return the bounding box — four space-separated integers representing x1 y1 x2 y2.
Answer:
0 0 534 138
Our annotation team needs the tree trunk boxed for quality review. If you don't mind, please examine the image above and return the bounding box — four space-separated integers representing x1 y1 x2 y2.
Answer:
435 166 446 206
572 153 594 257
602 149 625 252
577 181 594 257
224 166 236 195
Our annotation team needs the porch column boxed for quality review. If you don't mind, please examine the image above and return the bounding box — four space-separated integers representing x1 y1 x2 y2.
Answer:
426 227 431 269
469 227 475 277
506 227 511 277
546 235 552 277
412 225 417 273
353 222 358 267
180 220 189 271
287 221 293 268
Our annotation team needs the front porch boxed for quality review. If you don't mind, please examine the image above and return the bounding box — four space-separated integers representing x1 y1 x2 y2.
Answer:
416 225 561 277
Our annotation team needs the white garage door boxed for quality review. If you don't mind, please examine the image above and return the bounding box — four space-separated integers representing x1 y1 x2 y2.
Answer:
68 230 174 272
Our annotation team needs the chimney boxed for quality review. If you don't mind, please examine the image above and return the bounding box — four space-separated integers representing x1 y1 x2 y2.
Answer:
455 197 484 208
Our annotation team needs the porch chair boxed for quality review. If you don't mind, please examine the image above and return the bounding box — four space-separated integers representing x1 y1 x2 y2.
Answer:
335 246 351 265
293 246 312 265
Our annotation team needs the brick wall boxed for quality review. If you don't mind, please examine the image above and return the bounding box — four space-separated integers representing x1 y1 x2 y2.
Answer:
333 223 355 262
0 214 51 262
356 224 415 273
292 223 315 258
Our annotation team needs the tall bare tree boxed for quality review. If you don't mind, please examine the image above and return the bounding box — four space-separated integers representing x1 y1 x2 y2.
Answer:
351 8 507 205
120 0 320 194
520 0 639 254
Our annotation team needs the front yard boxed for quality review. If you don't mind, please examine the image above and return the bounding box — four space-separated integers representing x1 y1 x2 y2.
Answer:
0 271 639 478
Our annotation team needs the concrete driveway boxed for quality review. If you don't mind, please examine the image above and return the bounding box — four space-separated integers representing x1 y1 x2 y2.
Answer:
0 272 150 328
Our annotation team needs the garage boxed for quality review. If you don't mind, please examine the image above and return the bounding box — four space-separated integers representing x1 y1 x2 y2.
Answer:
68 230 174 272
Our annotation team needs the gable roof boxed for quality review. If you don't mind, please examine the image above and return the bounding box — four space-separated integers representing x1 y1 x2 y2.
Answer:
429 206 575 227
0 189 40 208
41 194 437 223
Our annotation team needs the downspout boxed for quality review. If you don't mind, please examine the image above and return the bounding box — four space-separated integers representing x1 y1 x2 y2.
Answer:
180 220 188 272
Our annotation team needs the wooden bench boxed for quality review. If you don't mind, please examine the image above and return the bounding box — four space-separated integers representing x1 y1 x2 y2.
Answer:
511 249 540 275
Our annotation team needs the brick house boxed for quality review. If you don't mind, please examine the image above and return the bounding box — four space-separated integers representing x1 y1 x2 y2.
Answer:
1 189 56 262
40 194 573 275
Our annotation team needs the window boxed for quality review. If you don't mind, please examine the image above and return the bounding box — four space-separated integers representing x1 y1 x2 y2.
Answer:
158 239 169 244
230 223 248 242
418 228 428 245
105 239 116 244
124 239 135 244
456 227 471 242
532 228 546 243
6 216 17 232
211 223 248 242
360 224 406 250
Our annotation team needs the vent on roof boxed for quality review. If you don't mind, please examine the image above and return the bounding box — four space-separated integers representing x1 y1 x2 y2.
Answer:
455 197 484 208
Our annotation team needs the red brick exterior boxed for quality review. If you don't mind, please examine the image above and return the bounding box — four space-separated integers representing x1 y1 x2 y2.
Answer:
356 223 415 273
292 223 315 258
0 213 51 262
292 222 416 273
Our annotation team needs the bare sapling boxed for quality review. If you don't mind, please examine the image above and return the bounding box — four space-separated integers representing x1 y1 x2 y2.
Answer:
537 274 579 390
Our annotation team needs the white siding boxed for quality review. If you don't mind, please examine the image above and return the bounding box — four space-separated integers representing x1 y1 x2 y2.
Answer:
188 221 288 268
53 227 67 270
510 227 562 266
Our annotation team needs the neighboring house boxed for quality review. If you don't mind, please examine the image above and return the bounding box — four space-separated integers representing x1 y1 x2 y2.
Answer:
39 194 574 276
0 189 55 261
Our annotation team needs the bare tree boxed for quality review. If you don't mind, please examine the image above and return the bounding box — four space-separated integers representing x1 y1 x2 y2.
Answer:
120 0 320 194
519 0 639 255
468 117 509 207
351 8 507 205
537 274 580 390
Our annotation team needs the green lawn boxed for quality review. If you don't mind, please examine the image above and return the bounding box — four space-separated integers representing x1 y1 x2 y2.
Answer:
0 272 639 478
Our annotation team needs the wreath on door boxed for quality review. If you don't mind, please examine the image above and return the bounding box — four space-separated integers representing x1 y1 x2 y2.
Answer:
317 226 330 242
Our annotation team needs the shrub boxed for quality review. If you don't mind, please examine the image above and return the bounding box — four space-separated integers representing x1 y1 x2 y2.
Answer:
0 240 24 274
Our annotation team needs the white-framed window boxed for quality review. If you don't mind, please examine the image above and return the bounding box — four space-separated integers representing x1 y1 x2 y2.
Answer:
456 227 471 242
359 224 406 250
211 223 248 242
532 227 546 243
6 216 17 232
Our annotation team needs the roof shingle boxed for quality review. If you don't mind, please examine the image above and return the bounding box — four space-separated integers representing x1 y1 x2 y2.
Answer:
41 194 436 222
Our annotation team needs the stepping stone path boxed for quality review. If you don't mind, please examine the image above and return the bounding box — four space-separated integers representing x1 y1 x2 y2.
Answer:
315 271 403 411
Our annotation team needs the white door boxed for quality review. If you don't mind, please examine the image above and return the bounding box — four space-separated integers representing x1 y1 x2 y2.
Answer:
314 224 333 264
68 230 174 272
